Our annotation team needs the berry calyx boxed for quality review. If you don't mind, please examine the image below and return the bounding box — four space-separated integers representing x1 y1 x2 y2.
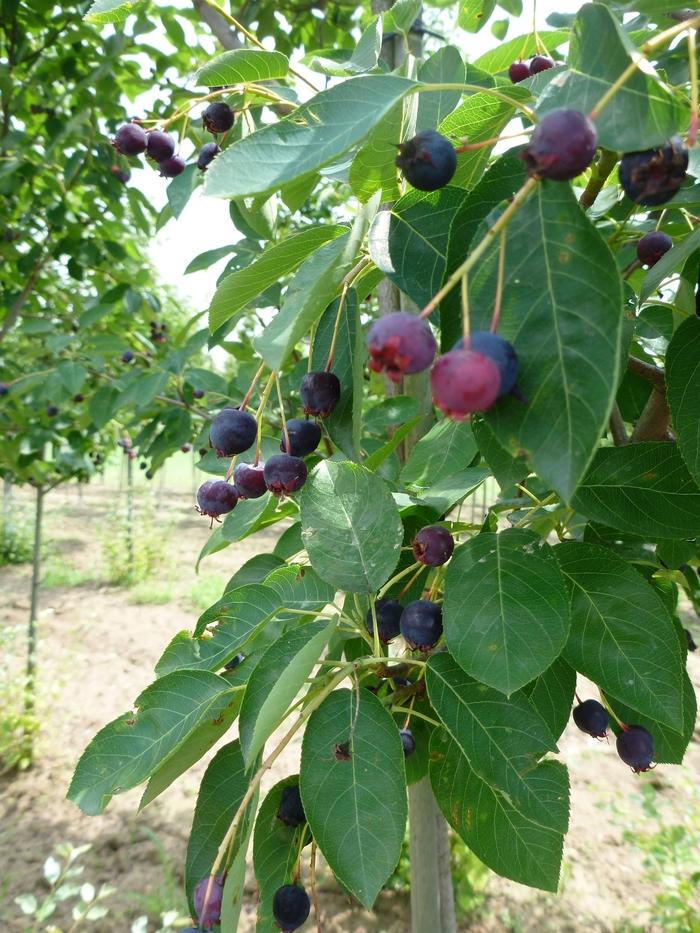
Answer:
636 230 673 267
193 874 224 928
508 61 530 83
197 142 221 171
400 728 416 757
396 130 457 191
203 102 235 134
209 407 257 457
619 136 688 206
365 599 403 644
281 418 322 457
455 331 519 397
616 725 655 773
233 462 267 499
276 784 306 827
299 371 341 418
263 454 308 496
400 599 443 651
430 349 500 419
195 480 238 520
572 699 609 738
272 884 310 932
113 122 147 155
529 55 554 74
412 525 454 566
520 109 597 181
158 155 186 178
146 130 175 161
121 350 134 363
367 312 436 383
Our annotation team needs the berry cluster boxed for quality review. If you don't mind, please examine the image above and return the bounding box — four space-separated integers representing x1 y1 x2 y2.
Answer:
508 55 554 83
572 699 655 773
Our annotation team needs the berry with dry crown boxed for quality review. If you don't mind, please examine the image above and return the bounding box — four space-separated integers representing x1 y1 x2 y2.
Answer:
367 312 436 383
209 408 257 457
203 101 235 134
300 371 340 417
520 109 597 181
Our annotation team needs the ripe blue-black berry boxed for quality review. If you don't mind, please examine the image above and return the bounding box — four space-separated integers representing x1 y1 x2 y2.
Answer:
521 109 597 181
619 137 688 206
225 653 244 670
636 231 672 267
572 699 609 738
396 130 457 191
193 388 205 399
454 331 519 397
616 726 655 773
209 407 257 457
367 312 436 383
122 350 134 363
430 349 500 419
686 628 697 652
276 784 306 827
110 166 130 184
413 525 454 566
400 599 443 651
272 885 310 932
158 155 186 178
264 454 308 496
196 480 238 520
233 462 267 499
0 383 9 396
193 874 224 928
400 728 416 757
281 418 322 457
46 405 58 417
365 599 403 643
197 142 221 171
146 130 175 162
203 102 235 134
529 55 554 74
113 123 146 155
508 61 530 83
300 371 340 418
73 393 84 402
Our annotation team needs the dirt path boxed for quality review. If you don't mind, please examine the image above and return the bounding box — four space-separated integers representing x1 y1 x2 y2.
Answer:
1 484 699 932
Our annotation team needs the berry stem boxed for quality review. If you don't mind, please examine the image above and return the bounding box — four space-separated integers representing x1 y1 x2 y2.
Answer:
579 148 619 211
460 272 470 343
420 176 539 320
274 373 291 454
240 361 266 410
687 26 698 147
533 0 542 54
398 563 428 598
377 561 423 599
310 840 321 933
325 283 349 372
254 372 276 465
391 705 441 729
453 127 533 154
368 599 382 662
419 83 537 122
489 228 507 334
598 690 628 730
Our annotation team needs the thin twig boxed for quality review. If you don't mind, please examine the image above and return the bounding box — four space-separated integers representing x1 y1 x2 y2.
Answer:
609 403 629 446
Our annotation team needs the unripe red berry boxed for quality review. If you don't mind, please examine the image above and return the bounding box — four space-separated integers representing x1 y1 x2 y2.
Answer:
367 312 436 383
508 61 530 83
430 349 500 419
529 55 554 75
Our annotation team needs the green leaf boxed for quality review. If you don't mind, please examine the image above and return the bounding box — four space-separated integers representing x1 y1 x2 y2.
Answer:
383 0 422 33
666 318 700 486
522 657 576 742
416 47 465 132
555 541 685 731
84 0 146 23
225 554 286 591
536 4 684 150
207 225 340 333
239 619 336 765
416 466 490 513
400 418 477 487
369 187 467 309
185 245 236 275
299 460 403 593
221 494 295 543
204 75 417 199
365 396 421 432
220 796 257 933
472 417 529 489
348 103 403 203
426 653 559 826
166 164 198 219
443 529 570 695
363 416 422 471
473 30 570 74
68 671 233 815
306 17 382 76
459 0 497 32
641 227 700 301
430 731 568 892
300 689 407 908
469 182 623 501
571 443 700 539
196 50 289 86
88 386 120 429
56 361 86 395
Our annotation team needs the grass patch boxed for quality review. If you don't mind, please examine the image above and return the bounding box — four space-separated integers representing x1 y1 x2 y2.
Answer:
186 573 227 612
128 580 173 605
42 562 101 588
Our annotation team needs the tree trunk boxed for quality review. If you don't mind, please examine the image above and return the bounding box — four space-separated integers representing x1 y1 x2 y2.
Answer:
23 485 44 765
126 454 135 580
2 475 11 517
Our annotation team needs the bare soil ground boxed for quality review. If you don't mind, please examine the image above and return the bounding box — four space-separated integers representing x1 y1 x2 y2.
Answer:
1 481 699 932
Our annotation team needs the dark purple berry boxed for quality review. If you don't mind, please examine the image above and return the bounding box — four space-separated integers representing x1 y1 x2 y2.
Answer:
367 312 436 383
619 137 688 206
400 728 416 757
180 443 192 453
400 600 443 651
209 407 257 457
113 122 147 155
299 371 341 418
194 874 224 928
146 129 175 162
46 405 59 417
616 726 655 773
529 55 554 74
121 350 134 363
146 470 154 480
365 599 403 643
412 525 454 566
508 61 530 83
158 155 186 178
203 102 235 134
276 784 306 827
572 699 609 738
521 109 597 181
272 885 310 932
110 166 131 183
0 383 9 396
73 393 85 402
636 230 673 266
225 653 244 670
396 130 457 191
233 462 267 499
455 331 519 397
197 142 221 171
430 349 500 419
263 454 308 496
193 388 206 399
281 418 322 457
196 480 238 520
686 628 697 652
